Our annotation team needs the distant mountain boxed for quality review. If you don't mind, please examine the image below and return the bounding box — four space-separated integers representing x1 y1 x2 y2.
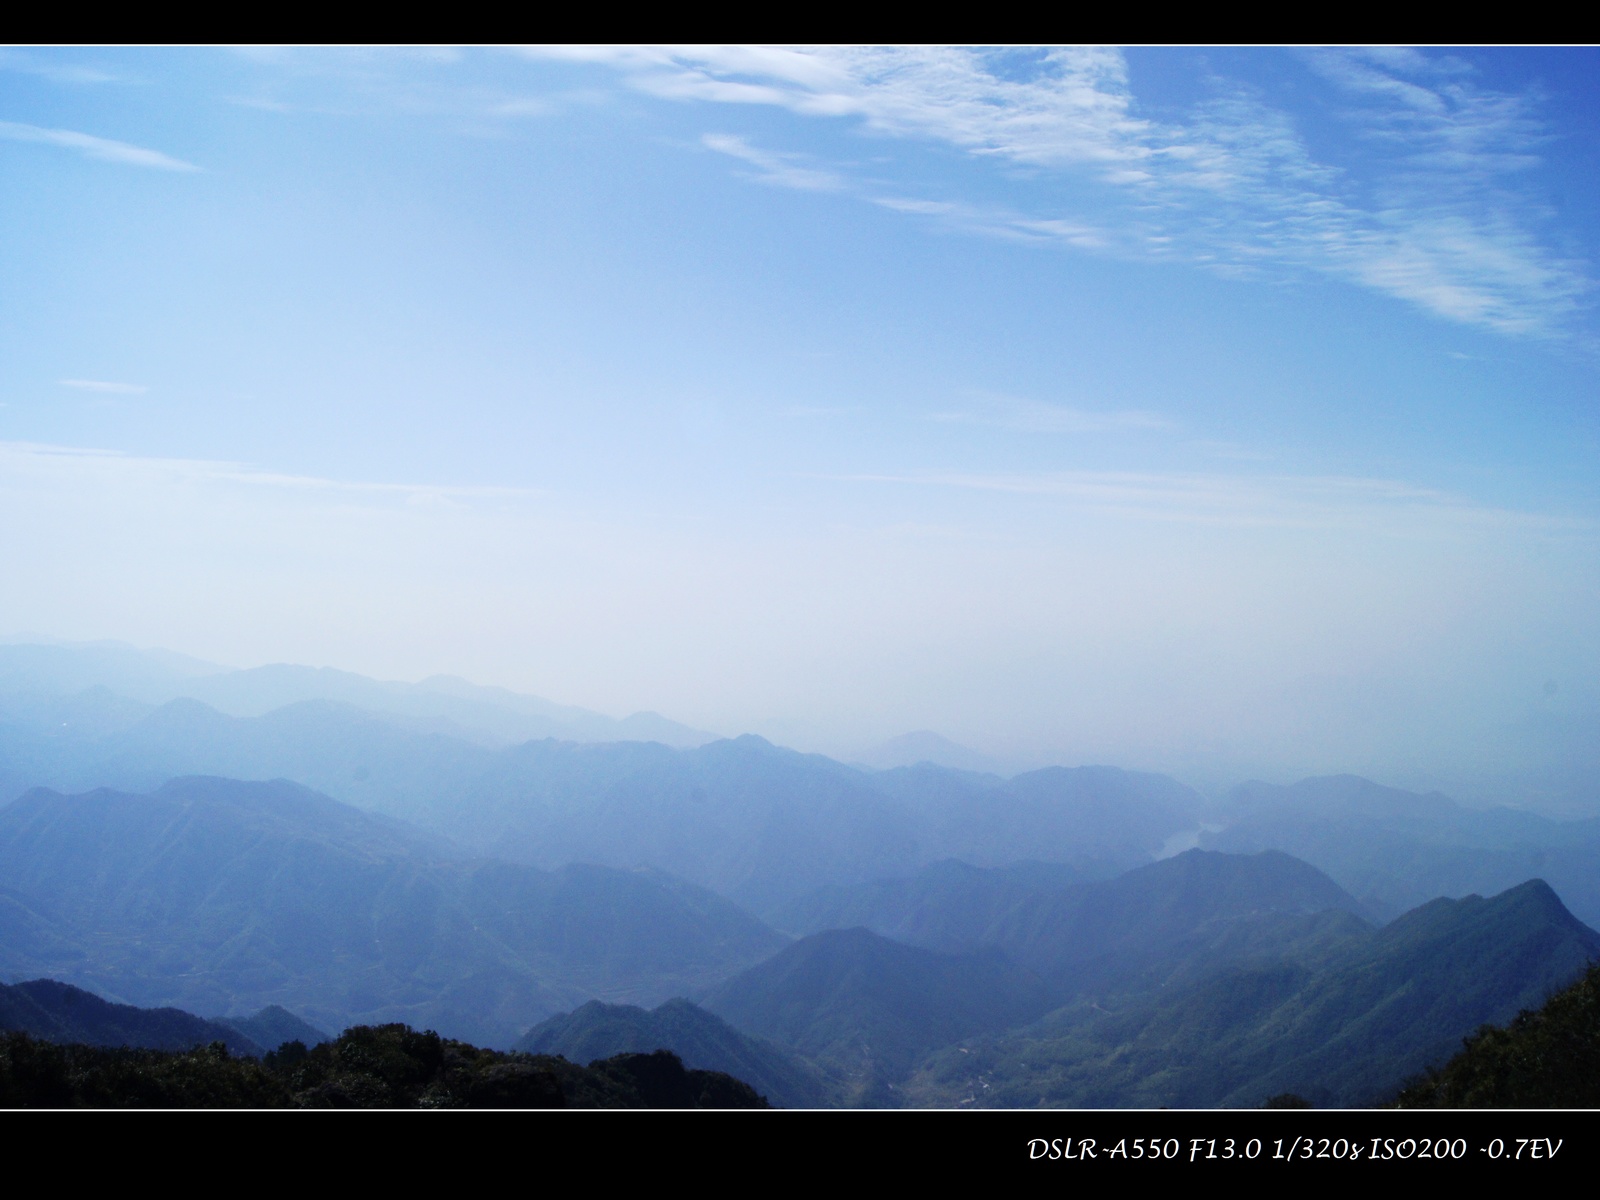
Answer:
0 676 1204 920
1204 774 1600 926
701 927 1055 1105
920 765 1202 870
0 694 503 823
774 858 1098 945
903 879 1600 1108
0 640 222 702
0 978 262 1056
780 849 1372 998
217 1005 330 1052
854 731 1002 774
448 735 928 917
175 664 719 749
0 640 718 753
436 742 1203 919
516 998 829 1109
987 849 1373 996
0 777 787 1046
0 643 1209 919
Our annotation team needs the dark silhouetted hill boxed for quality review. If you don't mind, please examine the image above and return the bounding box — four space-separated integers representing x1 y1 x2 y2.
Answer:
0 978 262 1055
0 1021 766 1108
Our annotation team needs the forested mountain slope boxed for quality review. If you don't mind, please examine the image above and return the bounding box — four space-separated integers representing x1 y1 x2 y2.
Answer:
1394 957 1600 1108
701 927 1055 1105
0 777 786 1046
517 997 828 1108
902 879 1600 1108
0 978 263 1056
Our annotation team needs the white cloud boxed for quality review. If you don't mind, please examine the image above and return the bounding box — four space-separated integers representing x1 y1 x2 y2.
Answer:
701 133 843 191
559 46 1590 338
0 120 199 171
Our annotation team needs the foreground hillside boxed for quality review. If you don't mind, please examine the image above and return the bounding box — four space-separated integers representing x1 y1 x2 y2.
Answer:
0 1023 768 1108
1395 958 1600 1108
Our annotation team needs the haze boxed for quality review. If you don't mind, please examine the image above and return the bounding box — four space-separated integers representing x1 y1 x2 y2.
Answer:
2 47 1598 805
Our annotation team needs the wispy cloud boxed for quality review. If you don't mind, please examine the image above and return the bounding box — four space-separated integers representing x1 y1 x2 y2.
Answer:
59 379 147 394
220 46 597 125
701 133 843 191
0 441 540 507
550 46 1590 339
870 194 1109 248
930 393 1171 434
0 121 199 171
831 467 1588 533
0 49 129 86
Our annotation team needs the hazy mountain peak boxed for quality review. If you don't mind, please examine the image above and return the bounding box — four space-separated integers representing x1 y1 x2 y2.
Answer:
855 731 1001 774
0 640 718 751
1226 774 1460 822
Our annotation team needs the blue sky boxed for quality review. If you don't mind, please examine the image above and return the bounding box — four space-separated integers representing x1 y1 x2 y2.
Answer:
1 46 1597 797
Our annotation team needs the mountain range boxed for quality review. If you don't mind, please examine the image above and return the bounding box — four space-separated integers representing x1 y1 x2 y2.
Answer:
901 878 1600 1108
517 997 828 1109
3 639 1599 1108
0 776 784 1046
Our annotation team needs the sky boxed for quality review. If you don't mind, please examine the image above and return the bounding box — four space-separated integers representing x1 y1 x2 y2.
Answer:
1 46 1598 799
